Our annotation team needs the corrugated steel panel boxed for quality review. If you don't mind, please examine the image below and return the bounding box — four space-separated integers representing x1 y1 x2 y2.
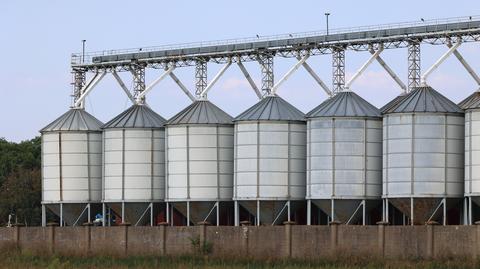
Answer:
102 104 166 129
306 91 381 118
380 94 407 113
40 109 103 132
166 100 233 125
458 91 480 110
384 86 463 114
234 95 305 122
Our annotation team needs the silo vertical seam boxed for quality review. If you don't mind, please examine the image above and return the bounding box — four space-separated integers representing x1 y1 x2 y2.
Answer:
411 115 415 196
234 124 238 199
186 126 190 200
216 125 220 200
332 118 336 198
469 111 472 195
444 115 447 196
256 122 260 199
307 120 311 198
41 135 44 202
165 127 169 200
385 116 389 196
287 122 291 199
363 119 367 198
122 129 125 201
102 131 105 203
87 133 91 201
59 133 63 202
151 129 154 201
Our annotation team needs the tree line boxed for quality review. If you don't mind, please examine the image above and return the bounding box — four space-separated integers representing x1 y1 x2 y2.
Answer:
0 137 41 226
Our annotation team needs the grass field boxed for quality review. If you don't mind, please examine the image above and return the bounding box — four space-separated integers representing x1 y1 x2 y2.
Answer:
0 251 479 269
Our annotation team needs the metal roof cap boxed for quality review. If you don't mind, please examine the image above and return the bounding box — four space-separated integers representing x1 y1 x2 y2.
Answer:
383 86 463 114
166 100 233 125
458 90 480 110
102 104 166 129
234 95 305 122
40 108 103 133
307 91 381 118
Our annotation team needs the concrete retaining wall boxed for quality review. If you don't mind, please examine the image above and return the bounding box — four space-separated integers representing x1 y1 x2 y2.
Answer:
0 223 479 260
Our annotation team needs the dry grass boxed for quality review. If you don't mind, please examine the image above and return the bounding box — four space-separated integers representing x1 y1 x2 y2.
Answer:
0 249 478 269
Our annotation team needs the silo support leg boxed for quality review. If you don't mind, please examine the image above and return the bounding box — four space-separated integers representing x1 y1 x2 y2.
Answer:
60 203 63 227
121 202 125 224
287 201 291 222
87 203 91 224
216 202 220 226
385 198 389 224
307 200 311 225
102 203 106 227
42 205 46 227
410 198 414 226
257 200 260 226
150 203 154 226
166 202 170 225
362 200 366 225
187 201 190 226
443 198 447 226
234 201 239 226
331 199 335 223
469 197 473 225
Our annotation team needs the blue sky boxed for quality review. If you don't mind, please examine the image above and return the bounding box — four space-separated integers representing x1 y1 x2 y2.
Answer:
1 1 480 141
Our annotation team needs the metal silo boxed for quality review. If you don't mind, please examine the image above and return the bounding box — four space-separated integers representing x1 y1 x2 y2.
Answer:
233 95 306 225
102 104 166 226
306 91 382 225
383 86 464 225
41 108 103 226
459 91 480 224
165 100 234 226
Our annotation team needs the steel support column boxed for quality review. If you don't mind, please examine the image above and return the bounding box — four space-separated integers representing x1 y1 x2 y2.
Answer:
195 60 208 98
408 41 421 92
42 204 46 227
234 200 239 226
131 63 146 104
307 199 311 225
332 48 345 94
71 69 86 108
258 54 274 96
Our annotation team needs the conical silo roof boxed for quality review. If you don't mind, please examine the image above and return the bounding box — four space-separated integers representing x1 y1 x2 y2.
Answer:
458 91 480 110
234 95 305 122
102 104 166 129
40 108 103 133
166 100 233 125
306 91 381 118
380 94 407 113
383 86 463 114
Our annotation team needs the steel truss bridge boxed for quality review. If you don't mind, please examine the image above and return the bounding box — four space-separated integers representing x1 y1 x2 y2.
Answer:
69 16 480 109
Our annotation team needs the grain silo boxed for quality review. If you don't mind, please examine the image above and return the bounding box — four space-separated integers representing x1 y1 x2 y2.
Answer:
41 108 103 226
102 104 166 226
306 91 382 225
458 90 480 224
165 100 234 226
233 95 306 225
383 86 464 225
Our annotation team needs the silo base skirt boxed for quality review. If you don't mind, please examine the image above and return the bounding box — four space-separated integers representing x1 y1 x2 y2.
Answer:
387 198 462 225
45 203 102 226
170 201 233 226
312 199 381 225
238 200 305 225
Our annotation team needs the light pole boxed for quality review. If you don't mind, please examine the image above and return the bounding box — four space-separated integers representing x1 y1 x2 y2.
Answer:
325 13 331 35
82 40 86 63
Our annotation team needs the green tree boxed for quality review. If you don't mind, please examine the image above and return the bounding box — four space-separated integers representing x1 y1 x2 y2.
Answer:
0 137 41 226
